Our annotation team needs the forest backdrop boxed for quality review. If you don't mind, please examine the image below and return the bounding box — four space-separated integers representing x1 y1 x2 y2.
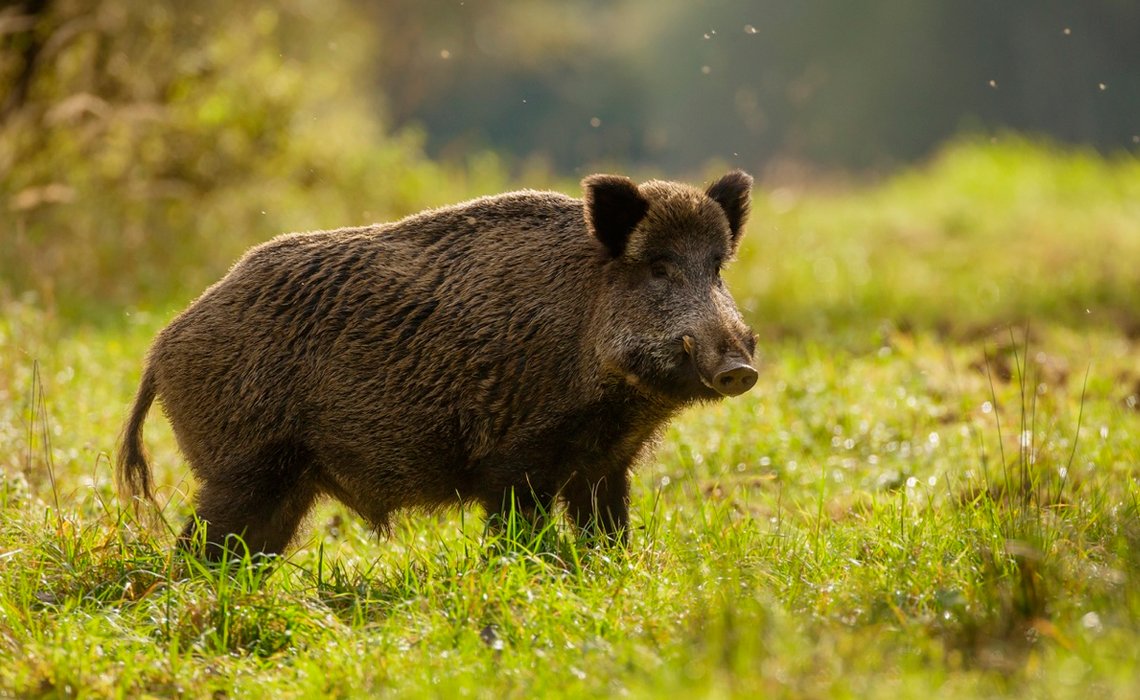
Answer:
1 0 1138 317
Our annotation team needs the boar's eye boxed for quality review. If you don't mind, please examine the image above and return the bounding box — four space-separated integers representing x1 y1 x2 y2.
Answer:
650 257 674 280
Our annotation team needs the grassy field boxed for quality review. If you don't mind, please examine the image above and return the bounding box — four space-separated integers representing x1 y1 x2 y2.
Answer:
2 139 1139 697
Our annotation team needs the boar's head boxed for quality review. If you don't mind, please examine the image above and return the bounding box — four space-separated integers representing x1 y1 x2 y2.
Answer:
584 170 758 404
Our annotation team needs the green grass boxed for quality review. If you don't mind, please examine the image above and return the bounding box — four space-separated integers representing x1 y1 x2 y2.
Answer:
729 135 1140 339
2 139 1140 697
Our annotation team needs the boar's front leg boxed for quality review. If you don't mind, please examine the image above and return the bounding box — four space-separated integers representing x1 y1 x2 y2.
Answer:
562 468 630 544
483 484 556 533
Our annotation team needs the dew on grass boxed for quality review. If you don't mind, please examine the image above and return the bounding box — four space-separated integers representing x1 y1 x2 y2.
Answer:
744 24 757 34
701 65 711 75
1098 83 1107 91
1063 27 1072 35
988 79 998 88
589 117 601 127
1081 611 1102 631
981 401 993 414
479 625 504 651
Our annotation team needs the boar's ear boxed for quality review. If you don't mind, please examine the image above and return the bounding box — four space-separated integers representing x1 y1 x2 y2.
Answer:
582 174 649 258
706 170 753 248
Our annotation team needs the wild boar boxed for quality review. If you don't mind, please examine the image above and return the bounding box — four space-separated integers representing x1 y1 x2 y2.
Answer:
118 171 758 556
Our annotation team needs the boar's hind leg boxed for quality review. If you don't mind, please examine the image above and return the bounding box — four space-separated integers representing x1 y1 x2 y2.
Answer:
562 469 630 544
178 442 318 559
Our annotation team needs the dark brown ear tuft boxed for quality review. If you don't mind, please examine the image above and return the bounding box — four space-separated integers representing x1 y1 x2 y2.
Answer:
706 170 753 245
582 174 649 258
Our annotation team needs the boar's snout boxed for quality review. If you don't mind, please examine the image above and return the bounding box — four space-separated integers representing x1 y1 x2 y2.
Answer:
681 334 758 398
712 360 758 397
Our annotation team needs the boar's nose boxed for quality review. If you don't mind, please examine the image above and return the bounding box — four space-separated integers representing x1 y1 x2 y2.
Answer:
713 361 758 397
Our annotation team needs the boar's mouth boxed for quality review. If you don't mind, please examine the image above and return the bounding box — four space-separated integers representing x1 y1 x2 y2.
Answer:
681 335 758 399
680 336 715 392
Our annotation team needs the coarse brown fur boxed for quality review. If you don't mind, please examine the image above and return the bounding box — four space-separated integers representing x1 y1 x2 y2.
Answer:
118 172 758 557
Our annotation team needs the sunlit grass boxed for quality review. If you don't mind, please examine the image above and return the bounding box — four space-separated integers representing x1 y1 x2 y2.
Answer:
731 135 1140 340
2 141 1140 697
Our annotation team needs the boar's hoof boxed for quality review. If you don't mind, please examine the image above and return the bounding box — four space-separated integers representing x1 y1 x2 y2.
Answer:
713 362 758 397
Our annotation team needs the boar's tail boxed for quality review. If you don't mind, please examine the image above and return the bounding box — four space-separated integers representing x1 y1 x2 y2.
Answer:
117 364 157 503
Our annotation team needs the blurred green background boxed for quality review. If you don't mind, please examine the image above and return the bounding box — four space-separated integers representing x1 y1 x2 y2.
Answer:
2 8 1140 695
1 0 1138 327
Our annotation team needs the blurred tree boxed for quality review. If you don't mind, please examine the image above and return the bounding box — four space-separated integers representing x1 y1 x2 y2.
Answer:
0 0 50 120
0 0 504 319
367 0 1140 173
365 0 654 174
